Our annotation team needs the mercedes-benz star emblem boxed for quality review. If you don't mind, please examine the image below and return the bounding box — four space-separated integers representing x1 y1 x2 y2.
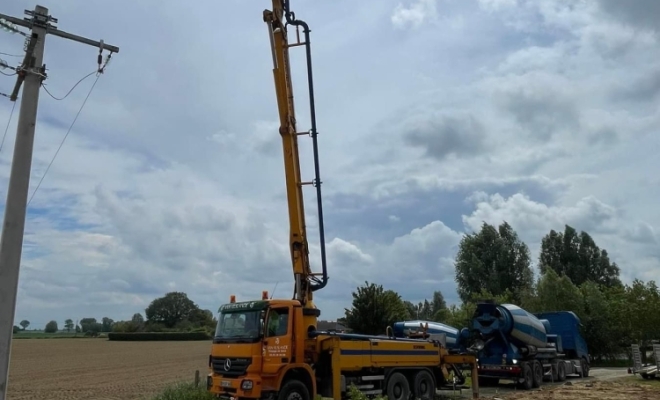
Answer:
224 358 232 371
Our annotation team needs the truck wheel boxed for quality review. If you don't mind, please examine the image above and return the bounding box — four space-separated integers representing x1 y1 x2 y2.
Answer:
549 363 558 382
413 370 435 400
518 362 533 390
580 358 589 378
557 362 566 382
386 372 410 400
278 379 310 400
532 361 543 388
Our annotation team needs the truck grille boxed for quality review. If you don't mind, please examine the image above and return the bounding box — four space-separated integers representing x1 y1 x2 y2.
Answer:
211 357 252 377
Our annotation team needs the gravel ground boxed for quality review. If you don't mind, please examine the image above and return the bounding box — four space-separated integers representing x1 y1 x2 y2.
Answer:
437 368 636 399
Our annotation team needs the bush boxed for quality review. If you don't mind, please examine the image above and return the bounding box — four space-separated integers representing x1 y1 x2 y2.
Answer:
150 382 215 400
108 332 211 341
44 320 58 333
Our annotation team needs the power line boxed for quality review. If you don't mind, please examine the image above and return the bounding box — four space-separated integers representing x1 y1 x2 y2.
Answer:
0 101 16 153
41 70 96 101
27 73 101 207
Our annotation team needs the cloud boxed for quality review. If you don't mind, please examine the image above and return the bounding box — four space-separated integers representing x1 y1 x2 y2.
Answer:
0 0 658 329
391 0 438 29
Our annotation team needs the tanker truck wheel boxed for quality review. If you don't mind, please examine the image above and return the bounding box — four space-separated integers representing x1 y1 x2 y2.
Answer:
518 362 534 390
532 361 543 388
557 362 566 382
386 372 410 400
580 358 590 378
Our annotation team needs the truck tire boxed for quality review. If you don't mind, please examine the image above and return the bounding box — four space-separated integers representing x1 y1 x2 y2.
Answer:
413 370 435 400
518 362 533 390
580 358 589 378
557 362 566 382
532 360 543 388
550 363 558 382
386 372 410 400
278 379 310 400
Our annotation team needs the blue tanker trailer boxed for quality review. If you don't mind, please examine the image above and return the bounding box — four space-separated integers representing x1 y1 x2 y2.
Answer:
391 320 462 350
467 301 590 390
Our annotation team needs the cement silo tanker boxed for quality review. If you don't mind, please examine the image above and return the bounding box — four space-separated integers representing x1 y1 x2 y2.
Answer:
467 301 590 391
391 320 461 350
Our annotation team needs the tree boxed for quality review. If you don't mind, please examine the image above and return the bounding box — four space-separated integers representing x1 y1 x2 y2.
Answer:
455 221 533 303
539 225 621 288
344 281 409 335
431 291 450 322
44 320 58 333
145 291 200 328
523 268 584 315
102 317 114 332
64 319 74 332
19 320 29 330
80 318 97 333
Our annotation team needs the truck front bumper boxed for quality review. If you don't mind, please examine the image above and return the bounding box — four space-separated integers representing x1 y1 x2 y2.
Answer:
207 374 263 399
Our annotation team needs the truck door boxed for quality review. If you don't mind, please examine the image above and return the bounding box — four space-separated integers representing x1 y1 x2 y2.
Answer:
262 306 292 375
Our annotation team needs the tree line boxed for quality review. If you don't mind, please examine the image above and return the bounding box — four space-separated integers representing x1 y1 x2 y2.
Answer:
342 222 660 362
14 291 217 336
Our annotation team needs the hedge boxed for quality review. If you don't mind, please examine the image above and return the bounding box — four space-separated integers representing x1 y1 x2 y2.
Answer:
108 332 211 341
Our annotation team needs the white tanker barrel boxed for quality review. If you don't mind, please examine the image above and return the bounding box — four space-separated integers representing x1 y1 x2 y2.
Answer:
391 320 460 349
472 302 548 349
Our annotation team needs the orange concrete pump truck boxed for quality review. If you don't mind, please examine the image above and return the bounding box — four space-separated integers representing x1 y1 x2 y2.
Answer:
206 1 480 400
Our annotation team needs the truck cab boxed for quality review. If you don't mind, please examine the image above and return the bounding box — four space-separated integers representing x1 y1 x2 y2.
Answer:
207 294 318 400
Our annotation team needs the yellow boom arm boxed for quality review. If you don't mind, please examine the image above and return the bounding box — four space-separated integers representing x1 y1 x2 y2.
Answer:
263 0 328 308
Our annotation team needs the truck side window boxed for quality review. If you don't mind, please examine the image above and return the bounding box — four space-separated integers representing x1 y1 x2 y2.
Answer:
266 308 289 337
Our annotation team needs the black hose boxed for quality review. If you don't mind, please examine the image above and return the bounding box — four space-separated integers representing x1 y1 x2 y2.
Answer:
282 0 328 292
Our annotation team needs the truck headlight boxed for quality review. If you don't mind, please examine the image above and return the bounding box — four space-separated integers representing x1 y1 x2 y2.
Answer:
241 380 253 390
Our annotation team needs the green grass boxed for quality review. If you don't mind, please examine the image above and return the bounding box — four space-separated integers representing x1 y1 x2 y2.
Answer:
148 382 215 400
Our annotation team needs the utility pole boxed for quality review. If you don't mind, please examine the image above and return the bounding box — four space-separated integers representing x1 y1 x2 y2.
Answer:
0 6 118 399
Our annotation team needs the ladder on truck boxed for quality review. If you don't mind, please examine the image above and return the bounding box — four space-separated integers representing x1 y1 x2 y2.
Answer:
630 343 659 379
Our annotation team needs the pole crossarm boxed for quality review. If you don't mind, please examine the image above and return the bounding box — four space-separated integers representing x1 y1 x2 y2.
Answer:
0 9 119 53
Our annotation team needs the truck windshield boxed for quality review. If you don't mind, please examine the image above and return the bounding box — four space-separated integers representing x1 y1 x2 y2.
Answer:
214 310 263 341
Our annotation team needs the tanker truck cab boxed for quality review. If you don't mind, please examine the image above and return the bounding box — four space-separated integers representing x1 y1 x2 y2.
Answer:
208 294 304 400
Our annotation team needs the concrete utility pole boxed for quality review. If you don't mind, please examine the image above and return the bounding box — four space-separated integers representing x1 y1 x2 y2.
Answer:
0 6 118 399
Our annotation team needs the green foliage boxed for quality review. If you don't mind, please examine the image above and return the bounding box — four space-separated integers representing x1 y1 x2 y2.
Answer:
107 332 211 341
64 319 74 332
455 221 533 303
150 382 215 400
346 384 386 400
344 281 409 335
146 291 200 328
44 320 58 333
539 225 622 288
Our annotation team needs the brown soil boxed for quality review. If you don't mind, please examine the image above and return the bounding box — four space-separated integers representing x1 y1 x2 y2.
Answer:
7 338 211 400
481 379 660 400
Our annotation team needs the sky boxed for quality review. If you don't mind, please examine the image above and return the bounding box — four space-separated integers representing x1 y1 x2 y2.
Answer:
0 0 658 330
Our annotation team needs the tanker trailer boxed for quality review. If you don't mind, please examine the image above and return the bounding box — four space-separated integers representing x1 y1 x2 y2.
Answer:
467 301 575 390
391 320 461 350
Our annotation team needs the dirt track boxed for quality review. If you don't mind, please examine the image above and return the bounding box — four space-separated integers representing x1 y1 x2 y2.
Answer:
7 339 210 400
466 368 660 400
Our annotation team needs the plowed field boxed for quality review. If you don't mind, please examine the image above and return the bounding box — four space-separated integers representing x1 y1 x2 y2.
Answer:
7 338 210 400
